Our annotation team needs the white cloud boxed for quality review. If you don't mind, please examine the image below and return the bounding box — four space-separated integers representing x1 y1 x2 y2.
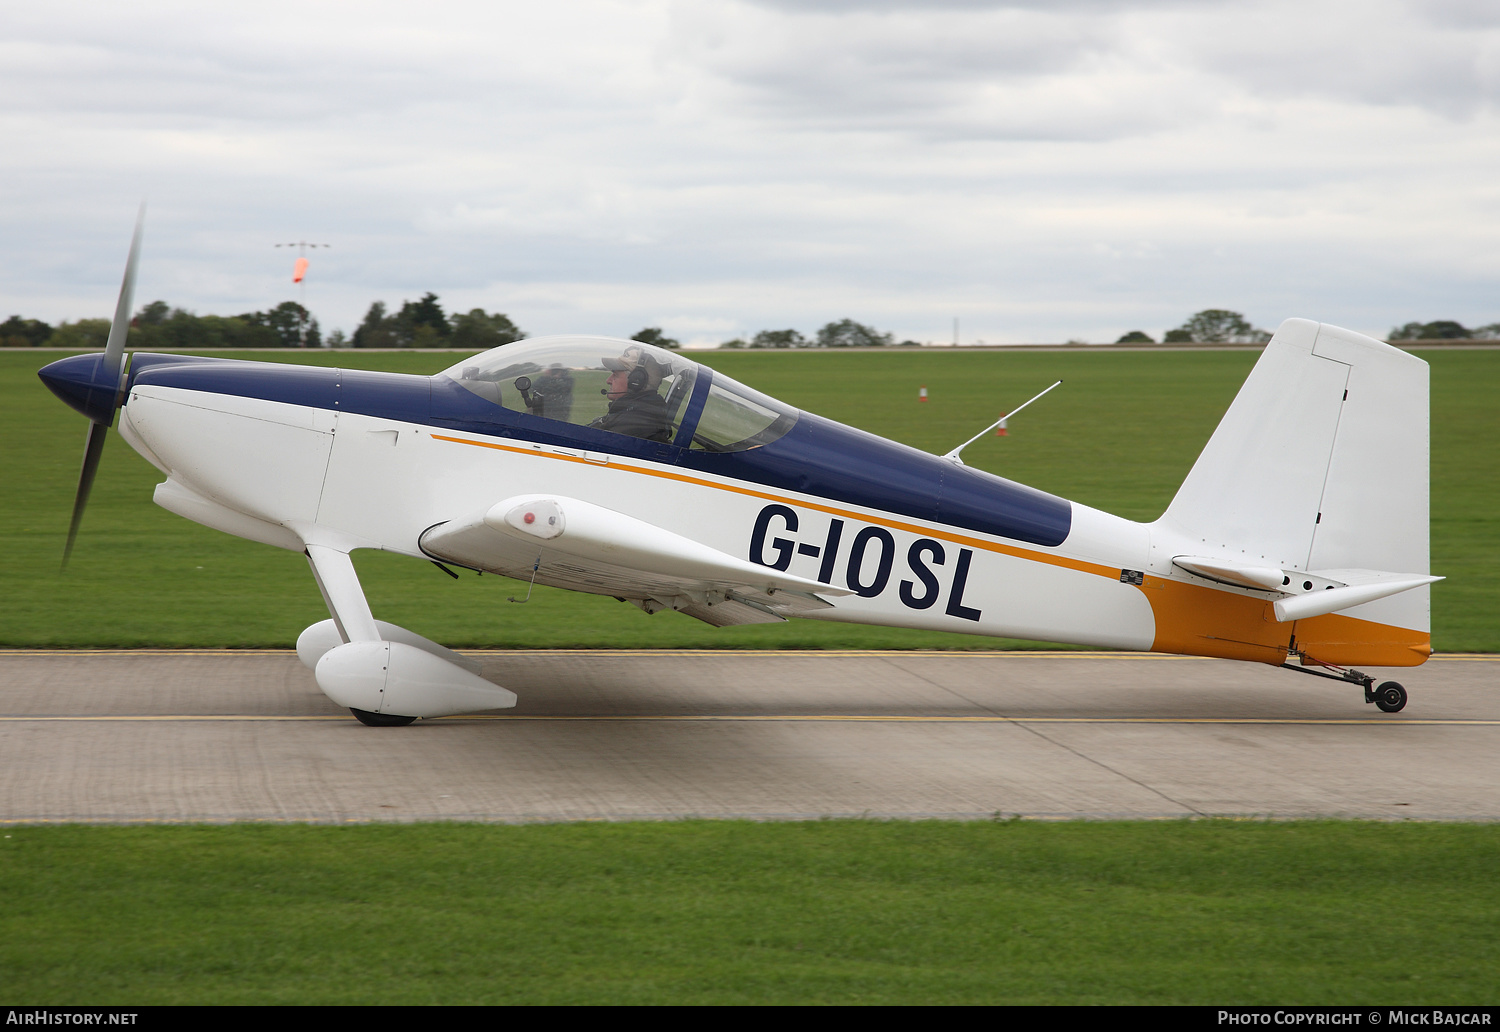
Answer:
2 0 1498 344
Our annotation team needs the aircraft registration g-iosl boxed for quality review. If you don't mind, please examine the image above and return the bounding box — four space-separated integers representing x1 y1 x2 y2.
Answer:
41 221 1440 725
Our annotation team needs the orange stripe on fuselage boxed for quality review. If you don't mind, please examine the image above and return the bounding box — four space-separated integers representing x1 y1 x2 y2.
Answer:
431 432 1430 667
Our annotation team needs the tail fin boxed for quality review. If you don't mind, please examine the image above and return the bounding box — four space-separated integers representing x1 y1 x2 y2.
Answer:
1151 319 1432 663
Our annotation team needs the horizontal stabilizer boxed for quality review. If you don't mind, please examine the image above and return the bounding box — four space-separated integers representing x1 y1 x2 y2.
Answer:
1273 574 1442 623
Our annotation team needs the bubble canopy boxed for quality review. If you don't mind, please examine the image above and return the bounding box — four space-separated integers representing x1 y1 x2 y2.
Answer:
440 336 798 452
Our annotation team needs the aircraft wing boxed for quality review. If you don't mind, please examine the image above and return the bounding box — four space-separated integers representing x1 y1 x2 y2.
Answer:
420 494 852 626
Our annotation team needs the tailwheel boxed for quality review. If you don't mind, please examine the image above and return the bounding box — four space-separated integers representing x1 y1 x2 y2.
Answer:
1280 658 1412 714
1373 682 1408 714
350 708 418 727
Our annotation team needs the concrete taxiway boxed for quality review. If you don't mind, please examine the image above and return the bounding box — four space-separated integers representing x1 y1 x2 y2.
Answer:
1 650 1495 823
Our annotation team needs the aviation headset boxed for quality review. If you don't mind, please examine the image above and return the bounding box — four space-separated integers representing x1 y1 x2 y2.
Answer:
601 360 652 395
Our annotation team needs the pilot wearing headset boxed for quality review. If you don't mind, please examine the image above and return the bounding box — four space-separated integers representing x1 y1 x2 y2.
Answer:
590 345 674 443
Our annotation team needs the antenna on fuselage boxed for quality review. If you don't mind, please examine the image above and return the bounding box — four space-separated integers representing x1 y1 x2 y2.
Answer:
942 379 1062 466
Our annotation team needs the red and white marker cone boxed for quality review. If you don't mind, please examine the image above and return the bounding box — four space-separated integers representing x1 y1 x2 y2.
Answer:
918 385 928 403
995 413 1008 436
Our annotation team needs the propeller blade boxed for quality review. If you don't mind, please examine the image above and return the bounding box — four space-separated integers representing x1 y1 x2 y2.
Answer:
101 203 145 389
60 205 143 569
63 421 109 569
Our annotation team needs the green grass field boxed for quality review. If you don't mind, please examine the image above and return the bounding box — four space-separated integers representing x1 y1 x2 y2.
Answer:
3 820 1497 1005
2 346 1494 649
5 347 1498 1007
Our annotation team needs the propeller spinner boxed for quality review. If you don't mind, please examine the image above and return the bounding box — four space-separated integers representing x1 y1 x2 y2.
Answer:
37 206 145 568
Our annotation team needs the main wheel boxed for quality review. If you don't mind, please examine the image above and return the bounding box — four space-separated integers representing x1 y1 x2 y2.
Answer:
350 708 418 727
1374 682 1408 713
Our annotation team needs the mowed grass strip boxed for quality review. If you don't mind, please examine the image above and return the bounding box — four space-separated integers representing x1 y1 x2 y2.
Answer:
1 820 1496 1005
2 346 1493 649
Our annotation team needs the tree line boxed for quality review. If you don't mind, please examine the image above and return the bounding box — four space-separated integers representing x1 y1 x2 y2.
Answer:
0 293 526 351
0 300 321 350
1116 309 1272 344
1387 319 1500 341
0 292 912 351
351 293 521 349
1115 309 1500 345
350 295 696 351
6 300 1498 349
720 319 921 349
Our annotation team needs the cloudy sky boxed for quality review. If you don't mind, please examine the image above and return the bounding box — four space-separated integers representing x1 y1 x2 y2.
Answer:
3 0 1498 345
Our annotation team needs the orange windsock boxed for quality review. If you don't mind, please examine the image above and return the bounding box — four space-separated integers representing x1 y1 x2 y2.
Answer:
292 256 309 283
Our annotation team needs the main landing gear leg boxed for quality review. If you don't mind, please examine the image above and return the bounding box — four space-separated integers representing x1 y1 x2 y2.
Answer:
1280 658 1408 713
306 544 419 726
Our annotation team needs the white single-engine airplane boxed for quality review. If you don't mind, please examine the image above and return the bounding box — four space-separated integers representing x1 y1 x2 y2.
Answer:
42 221 1439 725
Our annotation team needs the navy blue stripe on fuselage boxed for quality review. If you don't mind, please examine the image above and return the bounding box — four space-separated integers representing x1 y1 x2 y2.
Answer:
125 354 1072 548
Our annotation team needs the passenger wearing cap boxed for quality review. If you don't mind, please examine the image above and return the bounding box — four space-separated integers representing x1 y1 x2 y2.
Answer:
589 345 674 443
